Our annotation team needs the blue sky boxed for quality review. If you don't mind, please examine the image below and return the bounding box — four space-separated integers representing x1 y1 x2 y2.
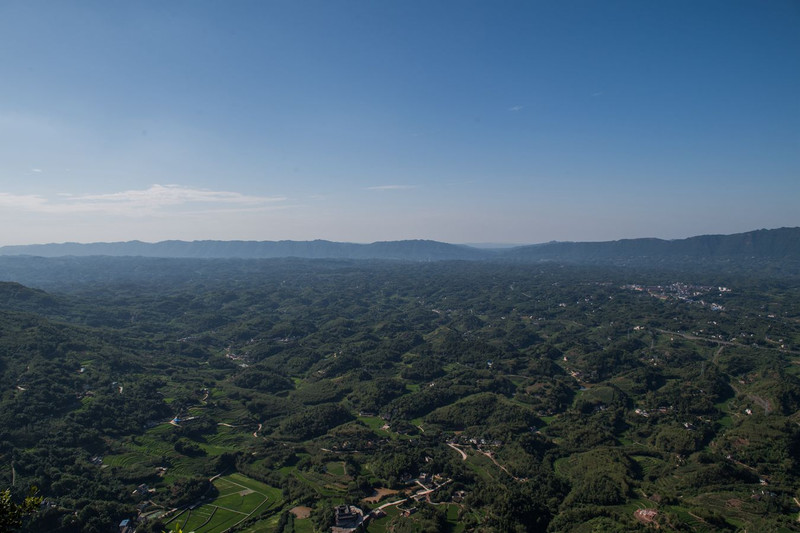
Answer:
1 1 798 245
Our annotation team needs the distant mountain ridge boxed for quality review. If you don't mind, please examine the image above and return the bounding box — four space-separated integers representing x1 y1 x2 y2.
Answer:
0 239 490 261
1 227 798 262
505 227 800 261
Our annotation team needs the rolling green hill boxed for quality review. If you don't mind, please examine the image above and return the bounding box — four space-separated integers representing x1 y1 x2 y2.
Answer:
1 258 798 532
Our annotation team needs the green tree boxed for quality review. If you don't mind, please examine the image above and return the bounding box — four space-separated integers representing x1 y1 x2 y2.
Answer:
0 487 41 531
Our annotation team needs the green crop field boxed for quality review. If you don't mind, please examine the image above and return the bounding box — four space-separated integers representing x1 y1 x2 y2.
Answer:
357 416 391 437
102 452 146 468
445 504 465 533
325 461 346 476
164 473 282 533
365 505 400 533
293 518 314 533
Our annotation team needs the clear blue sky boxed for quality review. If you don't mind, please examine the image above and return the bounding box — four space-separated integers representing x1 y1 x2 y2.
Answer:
1 0 798 245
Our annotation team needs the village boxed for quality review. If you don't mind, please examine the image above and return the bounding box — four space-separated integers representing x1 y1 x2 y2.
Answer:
331 471 454 533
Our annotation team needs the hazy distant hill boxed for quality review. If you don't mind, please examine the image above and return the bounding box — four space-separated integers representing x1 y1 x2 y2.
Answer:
504 227 800 262
0 227 797 264
0 239 491 261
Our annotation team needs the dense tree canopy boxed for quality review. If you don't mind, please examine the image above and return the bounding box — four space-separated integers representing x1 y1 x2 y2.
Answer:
0 258 797 531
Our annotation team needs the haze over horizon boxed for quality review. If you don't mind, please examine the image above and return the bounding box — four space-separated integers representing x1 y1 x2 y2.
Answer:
1 1 798 247
1 226 799 250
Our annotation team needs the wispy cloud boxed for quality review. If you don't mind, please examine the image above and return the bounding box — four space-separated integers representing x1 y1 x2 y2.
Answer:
366 185 417 191
0 184 286 216
0 193 50 211
508 105 524 112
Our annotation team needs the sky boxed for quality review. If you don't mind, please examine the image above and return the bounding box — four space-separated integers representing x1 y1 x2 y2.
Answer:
0 0 798 246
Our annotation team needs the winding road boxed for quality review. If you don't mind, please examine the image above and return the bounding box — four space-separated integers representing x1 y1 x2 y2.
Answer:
447 443 467 461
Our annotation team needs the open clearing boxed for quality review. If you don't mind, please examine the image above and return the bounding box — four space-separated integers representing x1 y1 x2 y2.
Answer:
290 506 312 519
362 488 399 503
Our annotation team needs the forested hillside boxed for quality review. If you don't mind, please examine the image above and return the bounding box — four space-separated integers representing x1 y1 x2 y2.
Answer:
1 258 799 532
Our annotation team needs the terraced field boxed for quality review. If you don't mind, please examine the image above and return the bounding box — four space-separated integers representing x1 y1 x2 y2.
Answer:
165 473 282 533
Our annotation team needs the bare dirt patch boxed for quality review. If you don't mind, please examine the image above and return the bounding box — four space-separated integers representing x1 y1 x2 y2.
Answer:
290 506 312 519
726 498 743 509
363 488 399 503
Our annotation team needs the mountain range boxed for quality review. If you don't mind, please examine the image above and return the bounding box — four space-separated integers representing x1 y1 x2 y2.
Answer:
1 227 798 263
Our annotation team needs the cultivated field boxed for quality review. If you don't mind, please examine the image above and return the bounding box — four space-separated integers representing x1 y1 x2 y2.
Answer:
165 473 282 533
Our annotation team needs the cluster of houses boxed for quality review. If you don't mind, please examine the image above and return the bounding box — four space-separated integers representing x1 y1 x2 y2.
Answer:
132 483 155 498
621 282 730 312
224 345 250 365
447 434 503 449
332 504 364 533
633 406 673 418
117 487 166 532
328 468 457 531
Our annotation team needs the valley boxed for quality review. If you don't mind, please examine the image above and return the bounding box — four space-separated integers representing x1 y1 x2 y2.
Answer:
0 257 798 532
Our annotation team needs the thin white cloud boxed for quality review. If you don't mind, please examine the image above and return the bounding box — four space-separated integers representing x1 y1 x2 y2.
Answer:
508 105 524 112
0 193 50 210
176 203 300 217
0 184 286 216
31 168 43 173
366 185 417 191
